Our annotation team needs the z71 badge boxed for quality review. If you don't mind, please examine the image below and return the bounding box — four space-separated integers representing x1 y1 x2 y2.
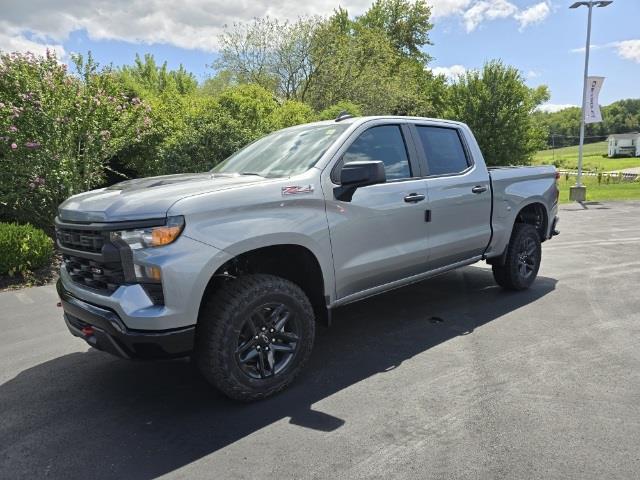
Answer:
282 185 314 196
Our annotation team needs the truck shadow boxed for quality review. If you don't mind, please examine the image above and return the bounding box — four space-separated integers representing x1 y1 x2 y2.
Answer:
0 266 556 479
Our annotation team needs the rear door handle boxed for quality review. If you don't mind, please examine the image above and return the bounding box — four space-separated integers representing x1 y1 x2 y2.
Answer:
404 193 426 203
471 185 487 194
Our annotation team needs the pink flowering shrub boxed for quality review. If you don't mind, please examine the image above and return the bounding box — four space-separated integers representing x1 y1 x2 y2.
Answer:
0 51 149 230
0 51 331 231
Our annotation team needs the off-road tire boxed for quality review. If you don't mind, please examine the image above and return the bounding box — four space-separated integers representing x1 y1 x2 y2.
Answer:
492 223 541 291
196 274 315 401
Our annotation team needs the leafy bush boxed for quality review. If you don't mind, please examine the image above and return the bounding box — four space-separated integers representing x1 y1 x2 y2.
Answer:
269 100 314 129
124 84 320 177
316 101 363 120
0 51 149 230
0 222 53 276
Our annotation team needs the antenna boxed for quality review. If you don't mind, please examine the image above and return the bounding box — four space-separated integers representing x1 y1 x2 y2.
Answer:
335 111 354 122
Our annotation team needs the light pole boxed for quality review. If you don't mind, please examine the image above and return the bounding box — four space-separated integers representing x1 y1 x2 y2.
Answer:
569 0 612 202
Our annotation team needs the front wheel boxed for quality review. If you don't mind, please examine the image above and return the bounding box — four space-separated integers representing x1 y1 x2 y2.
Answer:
492 223 541 291
196 274 315 401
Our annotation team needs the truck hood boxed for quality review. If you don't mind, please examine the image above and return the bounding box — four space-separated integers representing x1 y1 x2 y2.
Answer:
58 173 266 222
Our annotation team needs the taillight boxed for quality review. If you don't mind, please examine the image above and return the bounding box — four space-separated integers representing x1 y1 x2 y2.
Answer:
554 170 560 201
555 171 560 180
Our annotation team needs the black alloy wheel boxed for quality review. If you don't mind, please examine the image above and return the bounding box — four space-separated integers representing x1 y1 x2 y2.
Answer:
197 274 315 401
235 303 301 379
516 236 538 280
492 223 542 291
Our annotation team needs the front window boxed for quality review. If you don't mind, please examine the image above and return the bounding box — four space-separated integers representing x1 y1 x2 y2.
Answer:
342 125 412 181
212 124 349 178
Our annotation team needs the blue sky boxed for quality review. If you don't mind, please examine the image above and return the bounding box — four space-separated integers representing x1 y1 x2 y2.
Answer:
429 0 639 109
1 1 638 111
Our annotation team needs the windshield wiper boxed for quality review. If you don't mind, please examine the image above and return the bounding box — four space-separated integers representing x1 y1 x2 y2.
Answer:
239 172 265 177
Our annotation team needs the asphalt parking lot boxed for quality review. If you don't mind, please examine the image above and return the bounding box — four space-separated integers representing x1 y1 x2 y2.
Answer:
1 201 639 480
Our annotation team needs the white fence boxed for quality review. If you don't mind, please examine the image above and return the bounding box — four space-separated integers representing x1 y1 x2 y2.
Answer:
558 169 639 181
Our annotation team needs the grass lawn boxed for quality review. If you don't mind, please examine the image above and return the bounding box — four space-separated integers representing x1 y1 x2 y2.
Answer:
532 142 640 202
558 174 640 203
533 141 640 172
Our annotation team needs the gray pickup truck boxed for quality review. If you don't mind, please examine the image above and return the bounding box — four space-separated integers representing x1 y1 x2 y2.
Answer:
56 115 559 400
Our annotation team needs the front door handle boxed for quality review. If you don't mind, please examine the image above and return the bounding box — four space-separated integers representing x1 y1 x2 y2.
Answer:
471 185 487 194
404 193 426 203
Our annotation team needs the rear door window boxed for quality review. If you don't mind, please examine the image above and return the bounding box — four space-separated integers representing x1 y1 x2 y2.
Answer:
415 126 470 176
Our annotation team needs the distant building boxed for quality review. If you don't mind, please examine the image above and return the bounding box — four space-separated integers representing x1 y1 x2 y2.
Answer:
608 132 640 157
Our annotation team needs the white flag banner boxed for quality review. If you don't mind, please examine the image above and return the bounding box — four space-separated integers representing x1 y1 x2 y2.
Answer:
585 76 605 124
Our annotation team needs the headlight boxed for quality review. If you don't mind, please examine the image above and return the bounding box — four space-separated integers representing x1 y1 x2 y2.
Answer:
110 216 185 250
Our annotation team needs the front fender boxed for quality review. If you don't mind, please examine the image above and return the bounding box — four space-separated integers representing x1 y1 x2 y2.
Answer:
170 175 336 302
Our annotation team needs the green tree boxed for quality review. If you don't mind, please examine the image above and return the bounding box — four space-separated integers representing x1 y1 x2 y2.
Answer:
534 98 640 148
605 99 640 133
215 1 442 117
357 0 433 62
119 53 197 96
215 17 323 101
446 61 550 166
199 70 236 96
306 6 441 117
307 20 401 113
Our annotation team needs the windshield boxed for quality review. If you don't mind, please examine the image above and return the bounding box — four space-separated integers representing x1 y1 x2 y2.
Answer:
211 123 349 178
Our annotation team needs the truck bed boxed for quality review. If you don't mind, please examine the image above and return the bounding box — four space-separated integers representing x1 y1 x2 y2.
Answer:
486 164 558 257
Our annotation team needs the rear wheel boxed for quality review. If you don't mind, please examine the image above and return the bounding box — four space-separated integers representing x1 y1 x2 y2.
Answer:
492 223 541 291
196 274 315 401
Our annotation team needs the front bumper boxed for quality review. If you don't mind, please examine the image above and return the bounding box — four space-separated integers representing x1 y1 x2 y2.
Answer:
57 233 231 331
58 279 195 359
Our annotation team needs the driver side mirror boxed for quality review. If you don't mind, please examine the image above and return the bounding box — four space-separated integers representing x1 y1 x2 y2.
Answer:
334 161 386 202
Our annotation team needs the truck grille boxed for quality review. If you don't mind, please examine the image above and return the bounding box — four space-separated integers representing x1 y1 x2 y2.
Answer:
55 218 164 304
63 255 125 293
56 228 105 253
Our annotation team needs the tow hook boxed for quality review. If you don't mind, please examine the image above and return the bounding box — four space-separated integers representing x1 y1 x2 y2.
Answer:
81 326 95 337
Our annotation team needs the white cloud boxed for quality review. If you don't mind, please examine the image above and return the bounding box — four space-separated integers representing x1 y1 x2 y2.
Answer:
0 0 556 56
461 0 549 33
615 40 640 63
427 0 474 18
0 23 64 57
463 0 518 32
537 103 577 113
431 64 542 83
515 2 550 30
0 0 374 54
570 39 640 64
430 64 467 80
570 44 607 53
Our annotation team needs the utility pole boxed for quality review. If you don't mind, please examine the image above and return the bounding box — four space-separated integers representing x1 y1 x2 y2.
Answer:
569 1 612 202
